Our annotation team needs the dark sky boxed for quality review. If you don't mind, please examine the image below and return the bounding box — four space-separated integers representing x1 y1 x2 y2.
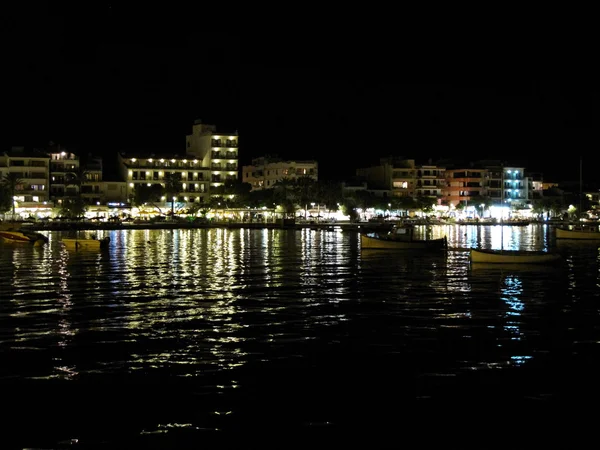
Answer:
4 4 598 183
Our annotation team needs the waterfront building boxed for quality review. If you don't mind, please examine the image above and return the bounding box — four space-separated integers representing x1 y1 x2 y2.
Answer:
242 156 318 191
0 146 52 218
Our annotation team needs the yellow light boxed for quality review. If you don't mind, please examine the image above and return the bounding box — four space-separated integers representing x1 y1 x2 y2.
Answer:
160 159 164 163
148 158 153 162
171 159 176 163
129 183 134 187
183 159 187 163
193 160 198 164
131 158 136 162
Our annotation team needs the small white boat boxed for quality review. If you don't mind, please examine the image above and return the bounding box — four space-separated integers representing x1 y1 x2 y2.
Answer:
360 224 448 251
555 225 600 240
61 236 110 251
470 248 561 264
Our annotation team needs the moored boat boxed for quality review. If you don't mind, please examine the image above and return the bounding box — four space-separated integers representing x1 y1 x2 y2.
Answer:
0 223 48 246
61 236 110 250
469 262 561 273
470 248 561 264
555 225 600 240
360 224 448 250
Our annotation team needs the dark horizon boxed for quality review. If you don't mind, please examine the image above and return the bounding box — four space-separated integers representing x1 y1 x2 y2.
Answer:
5 5 598 184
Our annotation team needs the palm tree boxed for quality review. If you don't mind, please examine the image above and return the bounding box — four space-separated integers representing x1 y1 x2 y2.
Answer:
164 172 182 216
63 167 90 219
316 180 343 219
1 173 23 219
294 176 317 219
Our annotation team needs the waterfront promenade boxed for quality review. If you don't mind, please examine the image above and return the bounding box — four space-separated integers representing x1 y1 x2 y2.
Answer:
9 218 572 233
18 219 394 233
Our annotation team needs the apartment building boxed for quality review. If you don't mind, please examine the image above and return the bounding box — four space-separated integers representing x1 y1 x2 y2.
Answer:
117 153 212 205
415 165 446 198
443 167 488 206
356 158 540 210
117 121 238 205
356 158 445 199
242 156 318 191
0 147 51 216
479 163 530 207
185 120 239 192
49 147 80 202
79 155 104 205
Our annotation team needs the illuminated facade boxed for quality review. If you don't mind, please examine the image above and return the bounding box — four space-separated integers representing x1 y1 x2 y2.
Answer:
117 121 238 205
356 158 538 209
185 120 239 192
49 148 80 201
242 156 318 191
443 168 487 206
0 147 50 213
117 153 211 204
502 166 531 207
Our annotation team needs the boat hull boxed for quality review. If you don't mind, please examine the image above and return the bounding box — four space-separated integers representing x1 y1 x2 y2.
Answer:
470 249 561 264
360 233 447 250
555 227 600 240
61 237 110 250
0 230 48 245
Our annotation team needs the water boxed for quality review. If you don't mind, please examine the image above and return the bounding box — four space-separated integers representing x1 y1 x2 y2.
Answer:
1 225 599 447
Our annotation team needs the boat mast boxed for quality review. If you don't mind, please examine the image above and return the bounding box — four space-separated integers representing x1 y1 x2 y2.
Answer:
579 156 583 221
500 165 503 252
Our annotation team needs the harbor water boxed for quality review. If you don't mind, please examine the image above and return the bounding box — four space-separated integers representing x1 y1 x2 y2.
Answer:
1 224 599 447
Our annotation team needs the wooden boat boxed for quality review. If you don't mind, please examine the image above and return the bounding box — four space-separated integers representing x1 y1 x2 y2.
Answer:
61 236 110 250
360 224 448 250
0 223 48 246
469 262 561 273
470 248 561 264
555 225 600 240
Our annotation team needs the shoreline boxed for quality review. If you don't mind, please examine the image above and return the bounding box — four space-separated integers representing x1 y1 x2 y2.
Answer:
14 219 572 233
19 220 392 232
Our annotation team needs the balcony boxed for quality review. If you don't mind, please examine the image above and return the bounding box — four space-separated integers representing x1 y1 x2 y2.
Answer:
211 140 238 148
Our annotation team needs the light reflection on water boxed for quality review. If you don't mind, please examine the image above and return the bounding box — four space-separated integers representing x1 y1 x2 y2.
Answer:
0 225 599 445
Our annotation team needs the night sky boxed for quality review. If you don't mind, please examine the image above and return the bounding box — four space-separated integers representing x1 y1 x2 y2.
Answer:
5 4 598 183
